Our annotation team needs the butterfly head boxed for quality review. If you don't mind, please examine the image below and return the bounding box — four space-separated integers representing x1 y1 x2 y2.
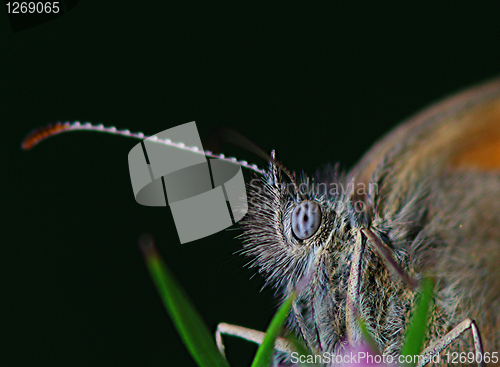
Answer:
239 155 364 294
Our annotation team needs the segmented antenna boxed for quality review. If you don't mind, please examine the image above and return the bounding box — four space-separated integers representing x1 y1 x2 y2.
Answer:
21 121 265 174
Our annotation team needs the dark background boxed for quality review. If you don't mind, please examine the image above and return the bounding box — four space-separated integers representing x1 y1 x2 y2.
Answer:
2 2 500 366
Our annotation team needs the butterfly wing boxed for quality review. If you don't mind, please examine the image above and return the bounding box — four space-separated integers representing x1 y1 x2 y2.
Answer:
349 76 500 353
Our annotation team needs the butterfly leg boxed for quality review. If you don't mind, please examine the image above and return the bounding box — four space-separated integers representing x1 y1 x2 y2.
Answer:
416 319 485 367
215 322 294 357
346 230 366 345
346 228 420 345
361 228 419 288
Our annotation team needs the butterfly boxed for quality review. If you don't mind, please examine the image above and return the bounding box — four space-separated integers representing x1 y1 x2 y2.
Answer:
22 76 500 366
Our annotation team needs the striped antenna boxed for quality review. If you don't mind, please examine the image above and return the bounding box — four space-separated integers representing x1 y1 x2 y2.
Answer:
22 121 265 174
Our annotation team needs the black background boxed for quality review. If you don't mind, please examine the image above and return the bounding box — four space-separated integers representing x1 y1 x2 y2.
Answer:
2 2 500 367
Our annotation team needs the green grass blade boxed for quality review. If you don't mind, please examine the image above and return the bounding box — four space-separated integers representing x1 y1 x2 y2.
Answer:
400 277 435 366
250 291 297 367
139 234 230 367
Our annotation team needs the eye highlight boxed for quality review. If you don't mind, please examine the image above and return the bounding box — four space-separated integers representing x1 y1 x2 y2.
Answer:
291 201 322 240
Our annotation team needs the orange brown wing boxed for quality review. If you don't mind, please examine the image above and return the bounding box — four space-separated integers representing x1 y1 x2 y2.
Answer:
348 76 500 353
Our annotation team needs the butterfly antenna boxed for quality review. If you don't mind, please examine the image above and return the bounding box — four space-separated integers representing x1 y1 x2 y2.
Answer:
21 121 265 174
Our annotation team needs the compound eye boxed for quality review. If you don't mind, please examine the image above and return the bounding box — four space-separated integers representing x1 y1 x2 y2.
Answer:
291 201 322 240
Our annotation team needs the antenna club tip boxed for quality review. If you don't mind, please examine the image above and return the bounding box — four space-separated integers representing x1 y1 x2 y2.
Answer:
21 123 70 150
